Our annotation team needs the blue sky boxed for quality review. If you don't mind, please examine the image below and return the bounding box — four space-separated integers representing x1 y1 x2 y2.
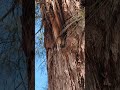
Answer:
0 1 46 89
35 5 48 90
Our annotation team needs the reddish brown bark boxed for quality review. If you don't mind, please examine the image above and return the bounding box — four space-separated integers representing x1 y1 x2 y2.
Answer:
40 0 85 90
86 0 120 90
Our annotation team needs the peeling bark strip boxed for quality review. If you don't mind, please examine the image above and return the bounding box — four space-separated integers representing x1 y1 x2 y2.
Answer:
21 0 35 90
40 0 85 90
86 0 120 90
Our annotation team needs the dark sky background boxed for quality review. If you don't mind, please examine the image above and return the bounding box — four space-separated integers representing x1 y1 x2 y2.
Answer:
0 1 48 90
0 0 28 89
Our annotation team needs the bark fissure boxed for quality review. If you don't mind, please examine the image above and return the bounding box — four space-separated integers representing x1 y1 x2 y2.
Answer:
39 0 85 89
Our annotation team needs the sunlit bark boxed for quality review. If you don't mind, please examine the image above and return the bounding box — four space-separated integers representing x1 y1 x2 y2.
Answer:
40 0 85 90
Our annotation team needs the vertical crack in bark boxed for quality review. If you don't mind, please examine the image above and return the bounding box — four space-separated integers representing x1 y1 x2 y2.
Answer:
39 0 85 89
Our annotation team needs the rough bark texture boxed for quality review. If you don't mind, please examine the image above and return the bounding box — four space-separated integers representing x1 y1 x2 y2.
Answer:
40 0 85 90
86 0 120 90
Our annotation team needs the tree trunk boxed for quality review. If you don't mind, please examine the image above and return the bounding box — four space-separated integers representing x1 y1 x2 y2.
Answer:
86 0 120 90
21 0 35 90
40 0 85 90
